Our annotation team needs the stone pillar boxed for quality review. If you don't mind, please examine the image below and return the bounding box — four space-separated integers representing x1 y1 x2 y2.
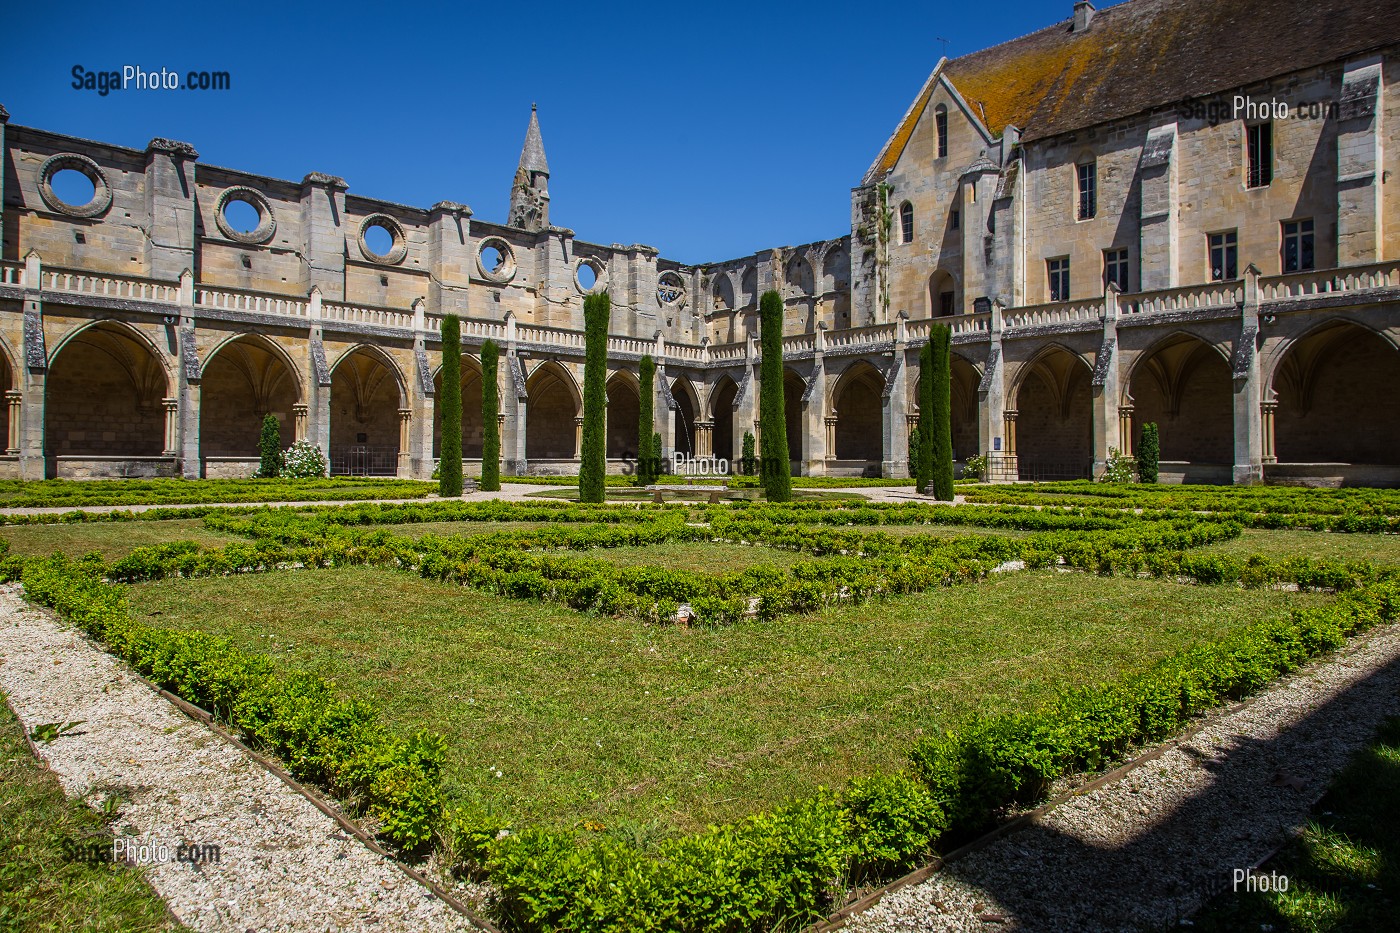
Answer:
143 139 199 282
1336 58 1383 265
1232 266 1264 485
397 408 413 478
177 271 202 478
804 327 828 476
881 313 911 479
695 420 714 458
1260 400 1278 465
1118 406 1135 457
19 250 47 479
1091 284 1122 478
299 172 349 299
5 390 21 455
162 398 180 456
825 413 838 461
1138 122 1179 291
979 303 1007 464
293 404 309 443
573 416 584 461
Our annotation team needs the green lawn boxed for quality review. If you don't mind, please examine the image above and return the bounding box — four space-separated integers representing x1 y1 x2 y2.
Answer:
1201 529 1400 566
0 519 240 561
0 695 184 932
129 565 1324 836
1192 716 1400 932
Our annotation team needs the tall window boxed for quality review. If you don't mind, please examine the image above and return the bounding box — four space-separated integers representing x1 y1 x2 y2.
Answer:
939 291 955 316
1103 248 1130 292
1209 231 1238 281
935 106 948 159
1282 219 1315 272
1246 122 1273 188
899 202 914 244
950 209 960 230
1077 161 1097 220
1048 257 1071 302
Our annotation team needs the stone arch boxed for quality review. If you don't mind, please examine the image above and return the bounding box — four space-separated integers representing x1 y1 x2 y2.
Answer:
671 376 700 457
1272 320 1400 464
831 361 884 462
949 352 981 460
709 375 738 462
432 354 485 459
785 255 814 298
45 320 170 458
526 360 580 460
821 247 849 293
0 335 18 452
740 267 758 307
330 345 407 474
606 370 641 460
711 273 735 312
1126 332 1233 465
783 368 805 463
200 334 302 458
1012 344 1093 480
929 269 959 317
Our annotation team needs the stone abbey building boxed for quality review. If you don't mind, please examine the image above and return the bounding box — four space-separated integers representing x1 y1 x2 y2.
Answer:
1 0 1397 484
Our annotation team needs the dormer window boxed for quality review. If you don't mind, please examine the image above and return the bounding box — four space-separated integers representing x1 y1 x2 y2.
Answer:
899 202 914 244
935 106 948 159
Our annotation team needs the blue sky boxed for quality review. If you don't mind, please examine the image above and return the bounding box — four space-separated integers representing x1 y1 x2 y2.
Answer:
1 0 1106 265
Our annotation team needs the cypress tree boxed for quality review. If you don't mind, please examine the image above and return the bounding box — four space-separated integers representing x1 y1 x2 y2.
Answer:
1138 422 1160 484
917 340 934 494
930 323 955 501
638 354 656 486
579 292 610 503
480 340 501 491
758 290 792 502
258 413 281 478
438 315 464 497
741 431 756 476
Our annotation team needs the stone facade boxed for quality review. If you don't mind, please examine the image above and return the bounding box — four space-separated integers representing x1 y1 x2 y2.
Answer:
0 0 1397 485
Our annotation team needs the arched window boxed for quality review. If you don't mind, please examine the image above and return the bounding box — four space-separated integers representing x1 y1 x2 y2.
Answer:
899 202 914 244
935 106 948 159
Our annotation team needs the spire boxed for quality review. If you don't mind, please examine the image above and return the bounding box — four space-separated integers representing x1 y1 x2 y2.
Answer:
518 103 549 177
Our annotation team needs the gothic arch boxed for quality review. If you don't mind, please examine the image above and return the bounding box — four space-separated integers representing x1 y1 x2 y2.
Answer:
606 370 641 460
328 344 407 406
711 273 735 312
433 354 486 459
785 255 815 298
1012 344 1094 479
782 367 805 463
526 360 580 460
831 361 884 462
46 320 171 458
48 318 174 388
709 374 739 462
330 345 407 474
928 268 961 317
200 334 303 459
1126 333 1233 464
670 375 700 457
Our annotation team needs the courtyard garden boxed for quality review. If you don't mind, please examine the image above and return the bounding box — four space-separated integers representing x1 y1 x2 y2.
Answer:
1 481 1398 931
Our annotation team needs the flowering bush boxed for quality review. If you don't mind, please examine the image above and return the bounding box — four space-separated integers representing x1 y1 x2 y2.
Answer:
963 454 987 481
280 441 328 479
1099 447 1137 483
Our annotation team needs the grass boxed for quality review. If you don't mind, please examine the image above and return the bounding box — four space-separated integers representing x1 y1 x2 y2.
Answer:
1201 528 1400 567
0 477 434 508
128 565 1324 836
1191 716 1400 932
0 695 184 932
0 519 239 561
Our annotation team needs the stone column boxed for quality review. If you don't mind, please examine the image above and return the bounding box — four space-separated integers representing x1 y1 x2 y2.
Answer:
1118 405 1135 457
1336 59 1383 265
825 413 838 461
177 275 201 478
1138 122 1179 291
162 398 180 457
1260 400 1278 465
292 404 309 442
1091 284 1122 479
1232 266 1264 485
882 313 911 478
397 409 413 478
573 416 584 461
20 250 47 479
1002 409 1019 481
695 420 713 458
5 390 21 455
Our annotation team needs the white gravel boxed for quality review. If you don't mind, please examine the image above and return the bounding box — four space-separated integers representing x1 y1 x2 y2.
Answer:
0 584 489 932
844 620 1400 933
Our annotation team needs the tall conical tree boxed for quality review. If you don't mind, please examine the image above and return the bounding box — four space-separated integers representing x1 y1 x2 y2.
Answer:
258 413 281 478
1138 422 1160 484
637 354 656 486
917 340 934 494
579 292 610 503
438 315 464 496
929 323 955 501
480 340 501 491
758 290 792 502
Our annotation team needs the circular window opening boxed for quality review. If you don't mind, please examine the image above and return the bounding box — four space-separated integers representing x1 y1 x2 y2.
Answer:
481 245 506 275
657 271 686 306
577 262 597 290
363 223 395 257
222 198 262 235
50 169 96 210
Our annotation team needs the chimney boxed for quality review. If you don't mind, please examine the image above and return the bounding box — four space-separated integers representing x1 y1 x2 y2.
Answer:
1073 0 1095 32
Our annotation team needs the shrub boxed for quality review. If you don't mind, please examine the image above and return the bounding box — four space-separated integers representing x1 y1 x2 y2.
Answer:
481 340 501 492
741 431 756 476
257 413 282 478
1100 447 1136 483
929 324 955 501
438 315 464 497
280 441 328 478
580 292 610 503
909 427 921 477
963 453 986 481
638 355 657 486
758 290 792 502
1138 422 1160 484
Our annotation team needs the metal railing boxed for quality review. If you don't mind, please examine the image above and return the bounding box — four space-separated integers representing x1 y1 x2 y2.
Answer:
330 446 400 476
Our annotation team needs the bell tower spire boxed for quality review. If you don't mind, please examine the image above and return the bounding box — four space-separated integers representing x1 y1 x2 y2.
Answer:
509 104 550 232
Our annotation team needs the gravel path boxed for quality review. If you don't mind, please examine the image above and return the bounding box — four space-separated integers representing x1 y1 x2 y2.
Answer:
843 620 1400 933
0 584 488 933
